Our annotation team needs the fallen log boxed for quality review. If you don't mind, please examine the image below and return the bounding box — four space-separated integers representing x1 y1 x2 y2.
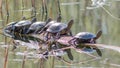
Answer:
3 31 120 57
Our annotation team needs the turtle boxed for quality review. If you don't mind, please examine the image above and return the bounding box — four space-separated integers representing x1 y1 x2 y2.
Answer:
45 19 74 41
3 22 18 38
13 17 37 34
3 17 29 36
26 22 46 34
68 30 102 56
4 22 17 33
3 16 28 34
38 15 62 34
26 18 52 34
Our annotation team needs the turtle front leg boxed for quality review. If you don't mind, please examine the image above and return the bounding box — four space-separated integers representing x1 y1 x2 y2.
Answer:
50 34 56 42
69 30 73 36
23 27 28 34
45 32 49 41
56 32 60 39
90 38 96 43
12 26 16 34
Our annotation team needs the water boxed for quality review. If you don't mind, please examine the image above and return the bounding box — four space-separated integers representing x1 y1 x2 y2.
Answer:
0 0 120 68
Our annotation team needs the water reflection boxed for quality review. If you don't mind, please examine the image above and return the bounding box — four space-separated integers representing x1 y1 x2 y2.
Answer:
3 28 71 60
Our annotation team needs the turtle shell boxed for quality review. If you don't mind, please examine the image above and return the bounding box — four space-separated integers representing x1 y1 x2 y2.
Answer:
4 22 17 32
7 22 17 26
5 22 16 29
46 23 67 33
3 22 18 37
75 32 96 39
26 21 46 34
29 21 45 30
14 20 31 27
45 21 56 28
13 20 32 34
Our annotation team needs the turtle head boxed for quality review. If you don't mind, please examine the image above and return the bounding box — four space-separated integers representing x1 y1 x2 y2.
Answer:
21 16 26 20
45 18 52 25
38 18 52 34
94 30 102 57
5 22 17 32
66 19 74 32
31 17 37 23
56 14 62 22
94 30 102 40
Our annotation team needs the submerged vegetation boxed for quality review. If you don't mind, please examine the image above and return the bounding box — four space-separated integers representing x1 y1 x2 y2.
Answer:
0 0 120 68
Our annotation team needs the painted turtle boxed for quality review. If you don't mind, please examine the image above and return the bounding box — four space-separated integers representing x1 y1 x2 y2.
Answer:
26 18 52 34
38 15 62 34
3 22 18 37
45 19 74 41
13 17 37 34
4 22 17 33
26 22 45 34
69 30 102 56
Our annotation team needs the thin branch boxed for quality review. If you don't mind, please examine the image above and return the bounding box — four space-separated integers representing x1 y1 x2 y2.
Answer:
83 43 120 53
56 55 100 65
22 47 27 68
57 0 61 15
41 0 45 21
5 0 9 20
4 46 9 68
31 0 36 17
44 0 47 21
22 0 24 16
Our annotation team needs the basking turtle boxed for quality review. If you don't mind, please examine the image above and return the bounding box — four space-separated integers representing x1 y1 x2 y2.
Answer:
4 22 17 33
26 22 45 34
13 17 37 34
45 19 74 41
38 15 62 34
69 30 102 56
3 22 18 38
26 18 52 34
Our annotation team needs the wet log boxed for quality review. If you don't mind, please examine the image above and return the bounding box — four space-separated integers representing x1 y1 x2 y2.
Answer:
32 34 96 48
